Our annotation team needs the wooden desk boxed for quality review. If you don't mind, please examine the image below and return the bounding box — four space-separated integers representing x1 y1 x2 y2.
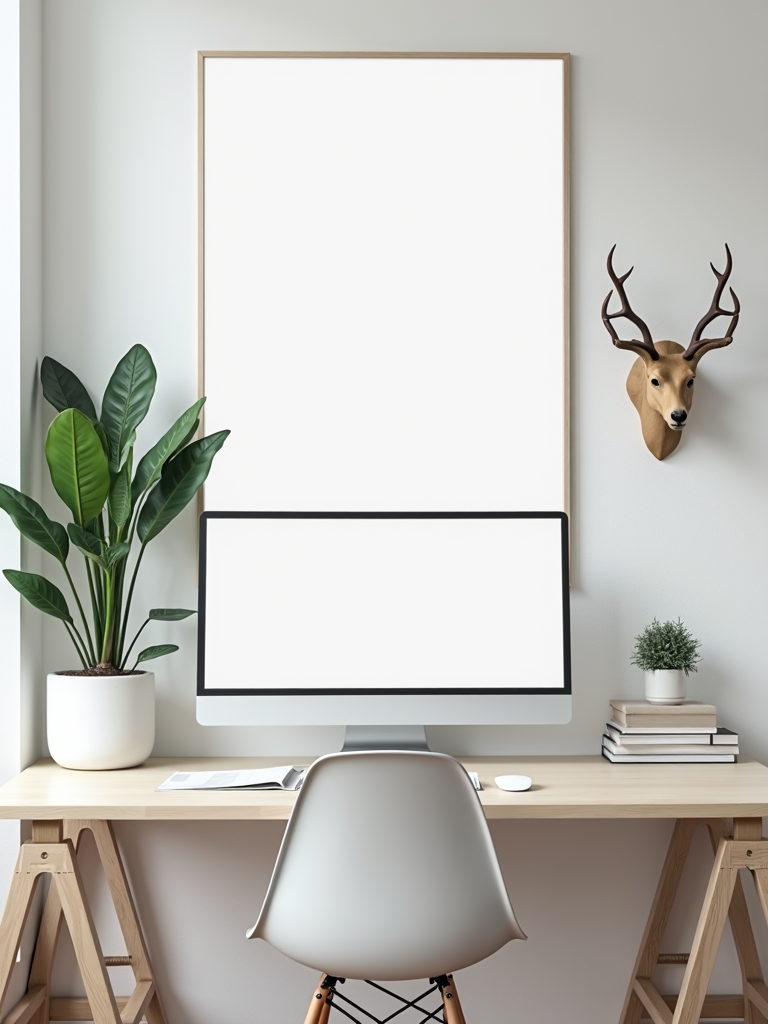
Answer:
1 756 768 1024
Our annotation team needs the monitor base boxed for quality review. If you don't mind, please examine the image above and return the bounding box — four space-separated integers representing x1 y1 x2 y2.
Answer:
340 724 430 752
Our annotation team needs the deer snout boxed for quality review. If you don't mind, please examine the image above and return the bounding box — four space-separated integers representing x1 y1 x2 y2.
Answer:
670 409 688 429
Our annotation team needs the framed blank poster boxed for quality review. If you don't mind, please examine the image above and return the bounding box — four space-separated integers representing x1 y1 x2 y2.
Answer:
200 53 569 512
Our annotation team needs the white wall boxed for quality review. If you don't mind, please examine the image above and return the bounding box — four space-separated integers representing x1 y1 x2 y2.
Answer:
0 0 43 1010
26 0 768 1021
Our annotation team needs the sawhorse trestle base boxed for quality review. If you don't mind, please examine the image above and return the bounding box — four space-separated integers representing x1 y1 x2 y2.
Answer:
621 817 768 1024
3 811 768 1024
0 820 165 1024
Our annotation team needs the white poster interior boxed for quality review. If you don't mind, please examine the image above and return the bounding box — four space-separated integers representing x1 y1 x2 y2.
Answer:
202 55 566 512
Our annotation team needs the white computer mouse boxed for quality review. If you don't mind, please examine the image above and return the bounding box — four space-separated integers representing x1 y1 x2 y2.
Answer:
494 774 532 792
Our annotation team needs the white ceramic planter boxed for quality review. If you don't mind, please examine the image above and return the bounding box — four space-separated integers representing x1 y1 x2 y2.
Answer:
47 672 155 770
644 669 686 705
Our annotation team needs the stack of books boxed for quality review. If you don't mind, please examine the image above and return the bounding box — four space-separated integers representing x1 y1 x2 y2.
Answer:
602 701 739 763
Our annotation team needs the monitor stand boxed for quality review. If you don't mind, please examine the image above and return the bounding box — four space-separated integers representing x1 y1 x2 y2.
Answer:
341 725 430 752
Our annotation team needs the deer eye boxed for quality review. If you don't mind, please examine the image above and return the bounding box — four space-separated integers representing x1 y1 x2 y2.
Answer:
687 378 694 388
651 378 660 387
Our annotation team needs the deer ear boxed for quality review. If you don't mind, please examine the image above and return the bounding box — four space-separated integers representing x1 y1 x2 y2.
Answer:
684 336 734 365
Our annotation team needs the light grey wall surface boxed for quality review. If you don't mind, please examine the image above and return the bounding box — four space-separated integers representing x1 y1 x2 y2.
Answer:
0 0 43 1009
30 0 768 1021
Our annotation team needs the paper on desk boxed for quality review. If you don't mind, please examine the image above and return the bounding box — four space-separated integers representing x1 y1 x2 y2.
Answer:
156 766 304 792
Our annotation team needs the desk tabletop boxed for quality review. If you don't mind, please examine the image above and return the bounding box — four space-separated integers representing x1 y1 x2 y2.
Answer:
1 756 767 821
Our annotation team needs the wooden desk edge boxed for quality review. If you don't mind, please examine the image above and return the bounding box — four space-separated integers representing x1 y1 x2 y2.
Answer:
0 756 766 821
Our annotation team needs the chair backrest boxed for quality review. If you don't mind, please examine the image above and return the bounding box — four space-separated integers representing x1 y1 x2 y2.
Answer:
247 750 525 980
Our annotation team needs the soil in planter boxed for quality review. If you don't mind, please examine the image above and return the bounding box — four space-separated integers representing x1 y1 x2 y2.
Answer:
55 666 148 677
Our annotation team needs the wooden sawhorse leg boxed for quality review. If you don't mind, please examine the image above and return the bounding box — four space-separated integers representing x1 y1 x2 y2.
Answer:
0 820 166 1024
619 816 768 1024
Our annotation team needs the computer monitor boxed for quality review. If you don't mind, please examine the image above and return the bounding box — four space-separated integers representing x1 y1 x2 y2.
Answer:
196 511 571 749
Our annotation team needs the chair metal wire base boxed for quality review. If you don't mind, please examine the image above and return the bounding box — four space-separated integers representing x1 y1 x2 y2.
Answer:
329 978 443 1024
313 975 460 1024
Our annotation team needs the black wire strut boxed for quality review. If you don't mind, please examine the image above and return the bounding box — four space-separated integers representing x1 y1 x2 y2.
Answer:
320 976 449 1024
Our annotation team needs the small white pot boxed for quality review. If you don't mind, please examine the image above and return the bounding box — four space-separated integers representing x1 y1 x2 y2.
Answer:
644 669 686 705
47 672 155 770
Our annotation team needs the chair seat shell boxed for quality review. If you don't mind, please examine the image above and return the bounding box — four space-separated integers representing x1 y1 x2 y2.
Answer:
248 750 525 980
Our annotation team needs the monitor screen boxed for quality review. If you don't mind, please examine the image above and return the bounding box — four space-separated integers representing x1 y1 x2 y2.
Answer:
197 512 570 726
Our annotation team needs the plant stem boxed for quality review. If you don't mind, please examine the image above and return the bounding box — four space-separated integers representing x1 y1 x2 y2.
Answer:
119 544 146 662
84 559 103 649
100 570 117 665
93 515 107 624
112 558 128 665
126 488 150 549
120 617 149 670
62 563 97 665
64 621 89 669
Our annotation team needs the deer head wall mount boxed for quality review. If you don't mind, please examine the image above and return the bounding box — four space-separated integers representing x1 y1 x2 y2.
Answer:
602 245 740 460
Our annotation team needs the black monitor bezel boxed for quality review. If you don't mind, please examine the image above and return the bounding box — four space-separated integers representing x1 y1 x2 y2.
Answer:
197 510 571 697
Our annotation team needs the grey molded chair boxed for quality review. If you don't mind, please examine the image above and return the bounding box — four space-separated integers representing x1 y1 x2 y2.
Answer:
247 750 525 1023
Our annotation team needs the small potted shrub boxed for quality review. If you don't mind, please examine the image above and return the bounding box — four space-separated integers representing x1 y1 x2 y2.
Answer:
630 618 702 705
0 345 229 769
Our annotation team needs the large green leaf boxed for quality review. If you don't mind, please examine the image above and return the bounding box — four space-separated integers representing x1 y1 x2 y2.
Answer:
117 432 136 473
45 409 111 526
131 398 205 506
174 419 202 454
67 523 106 568
0 484 69 563
137 430 229 544
149 608 196 621
100 345 156 470
133 643 178 669
2 570 72 622
94 422 110 459
105 542 130 569
40 357 98 421
108 463 132 528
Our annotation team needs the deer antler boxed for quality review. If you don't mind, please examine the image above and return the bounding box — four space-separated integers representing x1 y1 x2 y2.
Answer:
682 244 740 361
602 246 658 361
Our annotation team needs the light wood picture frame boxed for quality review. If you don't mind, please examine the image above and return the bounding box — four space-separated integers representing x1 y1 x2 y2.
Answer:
198 52 570 514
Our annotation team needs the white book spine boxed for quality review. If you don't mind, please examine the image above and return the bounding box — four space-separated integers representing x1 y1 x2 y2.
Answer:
605 724 714 745
603 736 739 757
602 746 736 764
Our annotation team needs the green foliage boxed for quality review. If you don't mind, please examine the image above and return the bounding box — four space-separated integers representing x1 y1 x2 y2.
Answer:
0 346 229 673
3 570 72 623
630 618 702 676
41 357 98 422
132 644 179 671
137 431 229 543
0 485 69 563
100 345 157 471
45 409 111 526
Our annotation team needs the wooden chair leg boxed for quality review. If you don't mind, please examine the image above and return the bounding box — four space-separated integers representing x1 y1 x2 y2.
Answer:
441 975 467 1024
618 819 697 1024
317 990 333 1024
303 974 333 1024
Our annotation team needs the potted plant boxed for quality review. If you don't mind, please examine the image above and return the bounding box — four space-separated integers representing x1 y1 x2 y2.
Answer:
0 345 229 769
630 618 702 705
